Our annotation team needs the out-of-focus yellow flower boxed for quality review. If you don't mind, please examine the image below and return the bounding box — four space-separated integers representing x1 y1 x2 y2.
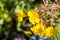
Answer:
27 10 40 24
43 27 55 37
30 26 41 35
29 17 40 24
27 10 39 17
17 9 26 22
30 21 46 35
25 31 32 35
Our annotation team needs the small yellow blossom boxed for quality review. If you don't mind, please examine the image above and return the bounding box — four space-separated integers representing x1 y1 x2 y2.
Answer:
29 17 40 24
43 27 55 37
30 21 46 35
17 9 26 22
27 10 39 17
30 26 41 35
27 10 40 24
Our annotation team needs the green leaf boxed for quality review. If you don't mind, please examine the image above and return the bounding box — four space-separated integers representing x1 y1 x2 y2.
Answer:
29 0 35 3
0 19 4 25
0 26 3 38
17 22 22 31
57 33 60 40
0 1 4 7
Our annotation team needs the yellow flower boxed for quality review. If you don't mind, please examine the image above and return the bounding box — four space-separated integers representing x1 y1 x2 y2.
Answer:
29 17 40 24
17 9 26 22
30 26 41 35
27 10 39 17
30 22 46 35
27 10 40 24
43 27 55 37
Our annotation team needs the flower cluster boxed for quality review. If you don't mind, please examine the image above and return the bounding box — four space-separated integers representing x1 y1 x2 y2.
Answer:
17 9 59 37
